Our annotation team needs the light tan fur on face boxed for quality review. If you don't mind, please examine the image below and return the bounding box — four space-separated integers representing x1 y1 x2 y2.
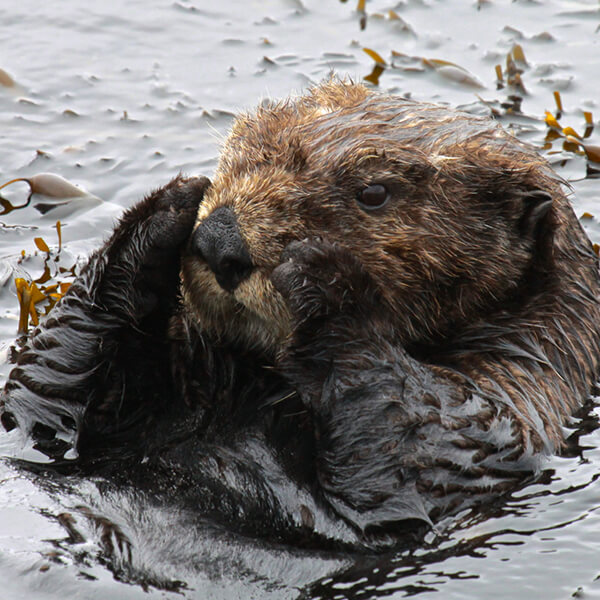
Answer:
181 256 292 352
182 168 306 351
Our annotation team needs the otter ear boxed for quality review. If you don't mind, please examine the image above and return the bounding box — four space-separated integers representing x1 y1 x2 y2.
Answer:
518 189 554 238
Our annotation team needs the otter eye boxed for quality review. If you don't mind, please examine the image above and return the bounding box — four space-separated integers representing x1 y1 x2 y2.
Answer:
358 184 389 211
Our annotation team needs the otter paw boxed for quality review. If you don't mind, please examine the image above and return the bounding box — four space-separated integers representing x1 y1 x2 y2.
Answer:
101 176 211 318
271 238 376 322
133 175 211 251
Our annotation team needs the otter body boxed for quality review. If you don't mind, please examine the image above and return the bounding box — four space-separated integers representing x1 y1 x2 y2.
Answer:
2 81 600 550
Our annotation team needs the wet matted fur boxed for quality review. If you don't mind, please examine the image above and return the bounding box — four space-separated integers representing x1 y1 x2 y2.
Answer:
2 81 600 550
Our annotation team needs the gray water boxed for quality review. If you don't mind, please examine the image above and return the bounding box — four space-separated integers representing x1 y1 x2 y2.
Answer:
1 1 600 598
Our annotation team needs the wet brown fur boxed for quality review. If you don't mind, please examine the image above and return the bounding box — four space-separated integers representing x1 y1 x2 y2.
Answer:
4 80 600 551
182 80 600 452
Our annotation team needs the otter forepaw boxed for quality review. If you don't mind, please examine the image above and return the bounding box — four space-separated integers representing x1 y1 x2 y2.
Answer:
271 238 362 320
122 175 210 251
272 238 392 408
272 238 376 323
100 175 211 319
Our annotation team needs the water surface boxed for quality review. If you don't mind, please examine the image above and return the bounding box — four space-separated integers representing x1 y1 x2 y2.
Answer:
1 1 600 598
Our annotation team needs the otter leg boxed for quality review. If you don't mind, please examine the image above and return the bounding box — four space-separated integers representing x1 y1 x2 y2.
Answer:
271 238 534 549
1 176 210 459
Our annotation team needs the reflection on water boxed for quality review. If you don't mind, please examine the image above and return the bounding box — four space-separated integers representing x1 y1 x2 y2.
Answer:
1 0 600 598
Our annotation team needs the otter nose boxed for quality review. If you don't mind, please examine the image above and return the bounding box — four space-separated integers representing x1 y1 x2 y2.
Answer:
191 206 253 292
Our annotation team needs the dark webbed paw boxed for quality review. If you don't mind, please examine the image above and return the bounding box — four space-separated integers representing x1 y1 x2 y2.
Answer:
100 175 210 320
133 175 209 250
271 238 388 400
271 237 379 326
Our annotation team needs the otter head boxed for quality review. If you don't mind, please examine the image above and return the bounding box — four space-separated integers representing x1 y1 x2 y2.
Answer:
181 81 557 354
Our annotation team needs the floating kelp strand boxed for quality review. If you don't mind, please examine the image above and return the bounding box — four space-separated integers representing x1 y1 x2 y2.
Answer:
363 48 387 86
42 283 59 295
363 48 387 66
14 271 74 333
357 0 366 30
15 278 46 332
56 221 62 252
15 279 32 334
562 127 582 147
583 112 594 139
34 263 52 285
495 65 504 89
0 173 89 200
0 178 32 214
364 64 385 86
387 50 484 88
0 195 30 215
543 98 600 164
500 94 523 114
541 129 561 151
503 46 528 95
563 137 582 155
13 220 75 333
368 10 414 33
423 58 485 89
511 43 528 67
506 53 520 79
509 71 526 95
565 136 600 164
545 110 561 130
34 237 51 254
554 90 563 114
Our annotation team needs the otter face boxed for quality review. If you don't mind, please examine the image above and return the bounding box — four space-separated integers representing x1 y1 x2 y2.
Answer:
181 82 557 353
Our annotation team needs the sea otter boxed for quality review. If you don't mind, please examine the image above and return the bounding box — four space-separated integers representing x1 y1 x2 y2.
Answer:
2 80 599 550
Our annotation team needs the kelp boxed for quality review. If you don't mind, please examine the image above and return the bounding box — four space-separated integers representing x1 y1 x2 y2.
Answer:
14 221 74 334
0 173 88 199
543 93 599 165
364 47 482 88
